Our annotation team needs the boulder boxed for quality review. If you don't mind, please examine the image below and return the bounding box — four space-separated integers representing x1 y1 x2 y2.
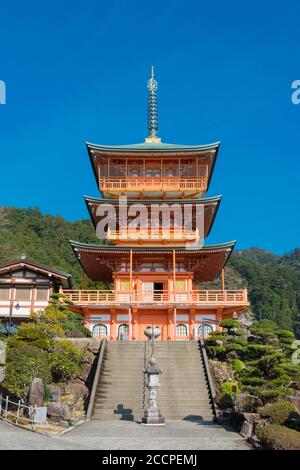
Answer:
287 392 300 414
78 363 92 382
0 341 6 365
28 378 44 407
0 366 5 383
47 402 71 422
210 360 234 387
66 382 89 400
87 339 102 354
47 383 61 402
235 392 263 413
240 420 253 438
81 350 95 364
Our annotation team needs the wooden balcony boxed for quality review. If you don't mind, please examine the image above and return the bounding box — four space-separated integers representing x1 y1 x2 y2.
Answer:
107 227 199 244
62 289 248 307
99 176 208 194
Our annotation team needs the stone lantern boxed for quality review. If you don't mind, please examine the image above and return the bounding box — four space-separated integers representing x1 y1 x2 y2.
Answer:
141 325 165 425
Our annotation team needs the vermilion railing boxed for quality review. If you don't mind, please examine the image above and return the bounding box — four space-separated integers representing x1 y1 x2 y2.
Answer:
99 177 208 192
62 289 248 305
107 227 199 241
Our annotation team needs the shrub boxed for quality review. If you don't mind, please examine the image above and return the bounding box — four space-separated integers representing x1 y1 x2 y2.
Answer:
257 424 300 450
220 381 240 397
219 319 241 329
258 400 299 425
2 344 51 398
48 339 83 382
48 353 80 382
231 359 245 374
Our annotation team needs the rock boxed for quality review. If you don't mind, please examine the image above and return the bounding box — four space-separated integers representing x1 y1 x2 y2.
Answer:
47 383 61 402
240 420 253 438
28 378 44 407
66 382 89 400
47 402 71 422
287 393 300 414
0 366 5 383
0 341 6 365
78 363 92 382
87 339 102 354
242 412 260 424
235 393 263 413
210 360 234 387
82 350 94 364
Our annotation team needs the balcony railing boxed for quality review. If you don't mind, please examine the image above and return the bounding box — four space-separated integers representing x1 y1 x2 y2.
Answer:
99 177 207 192
62 289 248 306
107 227 199 242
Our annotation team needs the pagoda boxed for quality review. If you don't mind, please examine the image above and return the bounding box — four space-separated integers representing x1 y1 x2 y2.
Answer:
63 66 249 340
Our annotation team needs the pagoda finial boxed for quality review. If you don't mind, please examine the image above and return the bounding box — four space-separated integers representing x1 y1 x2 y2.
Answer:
145 65 161 143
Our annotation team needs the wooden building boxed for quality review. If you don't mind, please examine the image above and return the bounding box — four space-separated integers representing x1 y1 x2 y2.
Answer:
0 258 73 327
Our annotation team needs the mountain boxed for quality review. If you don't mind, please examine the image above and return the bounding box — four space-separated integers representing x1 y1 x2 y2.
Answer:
0 207 299 335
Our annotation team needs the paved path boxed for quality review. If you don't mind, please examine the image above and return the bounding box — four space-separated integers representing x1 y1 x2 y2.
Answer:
0 419 251 450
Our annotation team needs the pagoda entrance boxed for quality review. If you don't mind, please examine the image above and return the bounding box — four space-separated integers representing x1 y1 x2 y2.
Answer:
138 312 169 341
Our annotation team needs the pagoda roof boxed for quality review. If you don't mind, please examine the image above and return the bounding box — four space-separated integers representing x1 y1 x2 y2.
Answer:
86 141 220 153
70 240 235 282
0 259 73 288
84 195 222 238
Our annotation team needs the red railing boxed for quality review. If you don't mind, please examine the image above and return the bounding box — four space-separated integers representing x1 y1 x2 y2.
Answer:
99 176 208 192
62 289 248 306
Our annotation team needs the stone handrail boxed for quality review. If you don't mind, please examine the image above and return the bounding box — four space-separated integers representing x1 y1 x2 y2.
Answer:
86 339 107 421
198 338 219 420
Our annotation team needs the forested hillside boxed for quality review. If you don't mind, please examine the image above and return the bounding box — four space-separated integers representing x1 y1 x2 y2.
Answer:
0 207 299 335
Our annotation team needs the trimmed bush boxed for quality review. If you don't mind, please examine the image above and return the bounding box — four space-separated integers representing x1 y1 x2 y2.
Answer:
257 424 300 450
258 400 299 425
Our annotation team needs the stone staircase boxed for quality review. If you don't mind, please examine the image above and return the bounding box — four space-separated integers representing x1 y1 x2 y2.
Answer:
91 340 214 421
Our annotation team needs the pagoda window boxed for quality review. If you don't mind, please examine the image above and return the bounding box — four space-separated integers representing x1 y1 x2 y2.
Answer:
139 262 167 272
118 324 129 339
117 262 130 272
0 287 10 301
176 324 188 337
92 324 108 338
198 323 213 337
128 166 141 177
176 262 187 272
119 279 130 291
175 279 187 291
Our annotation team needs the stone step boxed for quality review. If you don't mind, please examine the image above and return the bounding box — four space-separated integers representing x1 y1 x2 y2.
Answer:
92 412 214 421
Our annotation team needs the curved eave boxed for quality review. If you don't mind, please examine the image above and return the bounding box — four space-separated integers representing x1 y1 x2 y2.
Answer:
70 239 235 253
86 141 220 153
84 194 222 236
70 240 235 282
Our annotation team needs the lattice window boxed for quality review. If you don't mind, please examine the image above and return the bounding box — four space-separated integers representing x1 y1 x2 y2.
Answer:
92 324 108 338
176 323 188 336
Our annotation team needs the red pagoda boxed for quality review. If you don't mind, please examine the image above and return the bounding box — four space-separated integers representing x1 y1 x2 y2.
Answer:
63 66 249 340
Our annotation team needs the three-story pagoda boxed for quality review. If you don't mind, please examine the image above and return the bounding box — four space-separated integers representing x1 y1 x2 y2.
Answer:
63 66 249 340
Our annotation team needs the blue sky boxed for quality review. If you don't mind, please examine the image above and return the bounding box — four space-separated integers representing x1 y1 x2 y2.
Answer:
0 0 299 254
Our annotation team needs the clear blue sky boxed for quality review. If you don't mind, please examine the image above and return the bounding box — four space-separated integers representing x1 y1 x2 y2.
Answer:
0 0 299 254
